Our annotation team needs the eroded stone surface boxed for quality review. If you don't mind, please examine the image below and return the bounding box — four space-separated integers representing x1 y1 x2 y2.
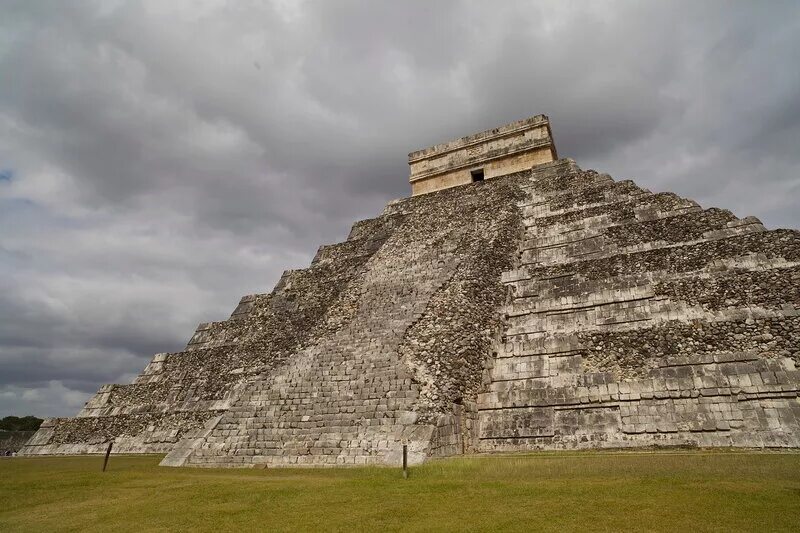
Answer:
479 160 800 451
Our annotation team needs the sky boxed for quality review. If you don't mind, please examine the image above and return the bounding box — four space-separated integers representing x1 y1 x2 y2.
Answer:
1 0 799 418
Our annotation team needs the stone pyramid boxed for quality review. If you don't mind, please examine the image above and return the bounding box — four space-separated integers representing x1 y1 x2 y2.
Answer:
21 115 800 467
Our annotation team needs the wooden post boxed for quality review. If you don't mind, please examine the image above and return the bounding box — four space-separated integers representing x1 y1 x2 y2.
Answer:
102 442 113 472
402 444 408 479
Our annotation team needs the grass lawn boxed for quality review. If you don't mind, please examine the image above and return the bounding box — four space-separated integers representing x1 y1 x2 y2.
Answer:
1 451 799 532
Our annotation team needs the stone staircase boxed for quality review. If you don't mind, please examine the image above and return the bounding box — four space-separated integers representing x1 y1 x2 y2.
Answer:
161 174 527 467
166 239 451 467
477 159 800 450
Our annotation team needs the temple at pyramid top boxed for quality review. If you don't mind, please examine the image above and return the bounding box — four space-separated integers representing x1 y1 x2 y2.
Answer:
408 114 558 195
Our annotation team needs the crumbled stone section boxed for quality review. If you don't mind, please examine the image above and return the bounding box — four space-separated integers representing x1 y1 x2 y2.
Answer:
479 159 800 451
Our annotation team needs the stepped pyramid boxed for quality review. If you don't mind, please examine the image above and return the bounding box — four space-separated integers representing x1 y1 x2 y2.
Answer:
21 115 800 466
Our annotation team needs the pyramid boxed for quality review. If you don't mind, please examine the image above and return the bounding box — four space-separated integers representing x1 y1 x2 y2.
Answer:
21 115 800 466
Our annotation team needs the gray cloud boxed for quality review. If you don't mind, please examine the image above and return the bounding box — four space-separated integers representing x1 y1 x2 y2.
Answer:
1 0 799 416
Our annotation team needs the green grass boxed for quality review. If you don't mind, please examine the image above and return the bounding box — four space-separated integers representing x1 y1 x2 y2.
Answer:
1 451 799 532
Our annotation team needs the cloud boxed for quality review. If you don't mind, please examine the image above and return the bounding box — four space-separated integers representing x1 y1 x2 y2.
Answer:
1 0 799 417
0 381 91 418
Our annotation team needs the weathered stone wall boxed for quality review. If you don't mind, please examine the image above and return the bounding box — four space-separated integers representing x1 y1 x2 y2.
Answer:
410 147 554 196
409 115 556 196
478 159 800 451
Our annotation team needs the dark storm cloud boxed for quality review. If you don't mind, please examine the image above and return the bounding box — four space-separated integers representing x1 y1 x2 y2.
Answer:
1 0 799 416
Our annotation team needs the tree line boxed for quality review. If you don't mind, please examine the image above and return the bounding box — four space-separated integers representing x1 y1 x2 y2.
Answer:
0 416 43 432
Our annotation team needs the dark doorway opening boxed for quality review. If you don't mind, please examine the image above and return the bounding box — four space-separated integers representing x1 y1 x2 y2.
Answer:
471 168 485 182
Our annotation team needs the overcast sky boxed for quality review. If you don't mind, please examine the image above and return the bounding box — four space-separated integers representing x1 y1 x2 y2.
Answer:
1 1 799 418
